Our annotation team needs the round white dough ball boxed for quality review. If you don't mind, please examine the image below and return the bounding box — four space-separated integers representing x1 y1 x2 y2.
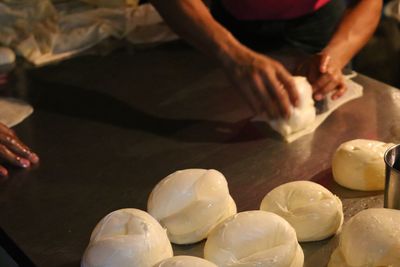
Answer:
81 208 173 267
332 139 394 191
328 208 400 267
204 210 304 267
0 47 15 65
155 256 218 267
147 169 237 244
260 181 343 242
269 76 316 136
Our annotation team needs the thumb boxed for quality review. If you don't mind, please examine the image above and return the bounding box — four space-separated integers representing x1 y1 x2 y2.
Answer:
319 54 331 73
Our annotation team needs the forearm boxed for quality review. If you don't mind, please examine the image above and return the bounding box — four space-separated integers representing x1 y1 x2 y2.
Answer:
150 0 247 66
150 0 299 117
322 0 382 69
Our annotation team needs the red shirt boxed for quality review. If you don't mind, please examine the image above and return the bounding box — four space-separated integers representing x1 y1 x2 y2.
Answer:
221 0 331 20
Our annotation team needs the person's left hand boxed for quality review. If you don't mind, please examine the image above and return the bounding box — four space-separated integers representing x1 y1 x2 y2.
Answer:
0 122 39 178
296 54 346 101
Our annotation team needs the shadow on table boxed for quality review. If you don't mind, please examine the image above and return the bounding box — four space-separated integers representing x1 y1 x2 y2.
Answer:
28 78 278 144
310 168 383 199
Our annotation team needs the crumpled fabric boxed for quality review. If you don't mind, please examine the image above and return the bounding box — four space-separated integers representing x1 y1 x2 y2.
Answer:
0 0 177 66
80 0 139 8
0 0 58 61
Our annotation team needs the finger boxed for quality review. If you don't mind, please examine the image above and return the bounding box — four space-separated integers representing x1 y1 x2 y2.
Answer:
276 67 299 107
264 74 291 119
319 54 331 73
312 73 332 95
332 82 347 100
0 123 14 135
0 133 39 164
315 79 340 100
252 75 279 119
0 164 8 177
314 71 343 100
0 144 30 168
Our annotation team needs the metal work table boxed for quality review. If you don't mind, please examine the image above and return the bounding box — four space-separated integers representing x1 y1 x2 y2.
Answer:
1 42 400 267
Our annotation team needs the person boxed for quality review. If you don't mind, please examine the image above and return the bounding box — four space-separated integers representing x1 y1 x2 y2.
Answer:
0 122 39 178
149 0 382 118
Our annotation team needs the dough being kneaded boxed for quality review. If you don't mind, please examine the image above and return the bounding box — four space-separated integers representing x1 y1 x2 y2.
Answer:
81 208 173 267
204 210 304 267
155 256 218 267
269 76 316 137
260 181 343 242
328 208 400 267
332 139 394 191
147 169 237 244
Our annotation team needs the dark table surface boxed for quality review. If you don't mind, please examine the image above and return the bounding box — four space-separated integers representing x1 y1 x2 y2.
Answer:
1 42 400 267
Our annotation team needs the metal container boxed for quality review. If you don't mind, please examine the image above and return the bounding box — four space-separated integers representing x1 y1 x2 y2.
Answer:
384 144 400 209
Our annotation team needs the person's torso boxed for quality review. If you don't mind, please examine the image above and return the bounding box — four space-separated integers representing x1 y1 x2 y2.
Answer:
221 0 331 20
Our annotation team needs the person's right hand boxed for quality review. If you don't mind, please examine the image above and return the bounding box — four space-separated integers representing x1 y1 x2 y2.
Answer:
296 53 346 101
221 48 299 119
0 122 39 178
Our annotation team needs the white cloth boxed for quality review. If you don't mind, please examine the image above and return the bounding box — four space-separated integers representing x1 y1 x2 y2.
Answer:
0 1 177 66
0 97 33 127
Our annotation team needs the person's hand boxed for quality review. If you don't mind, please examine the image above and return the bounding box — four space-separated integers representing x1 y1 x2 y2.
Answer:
296 54 346 101
221 48 299 119
0 122 39 178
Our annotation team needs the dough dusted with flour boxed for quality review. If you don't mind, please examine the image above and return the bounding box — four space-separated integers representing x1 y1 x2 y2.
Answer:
260 181 343 242
332 139 394 191
204 210 304 267
328 208 400 267
148 169 237 244
269 76 316 136
81 209 173 267
155 256 218 267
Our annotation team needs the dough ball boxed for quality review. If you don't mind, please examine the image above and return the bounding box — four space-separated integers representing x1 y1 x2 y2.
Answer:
148 169 237 244
328 208 400 267
269 76 316 136
81 208 173 267
204 210 304 267
0 47 15 66
260 181 343 242
261 181 343 240
155 256 218 267
332 139 394 191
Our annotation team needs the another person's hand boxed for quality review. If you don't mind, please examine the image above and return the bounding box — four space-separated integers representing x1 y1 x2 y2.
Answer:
0 122 39 178
221 48 299 119
296 54 346 101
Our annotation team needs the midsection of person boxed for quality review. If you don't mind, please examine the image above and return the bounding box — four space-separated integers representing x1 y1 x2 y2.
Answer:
220 0 331 20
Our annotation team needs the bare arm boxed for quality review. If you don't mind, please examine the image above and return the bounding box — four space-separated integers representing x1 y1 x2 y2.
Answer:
323 0 382 69
298 0 382 100
150 0 299 118
150 0 239 64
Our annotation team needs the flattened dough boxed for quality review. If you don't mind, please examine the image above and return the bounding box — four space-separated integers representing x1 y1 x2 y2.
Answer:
0 98 33 127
